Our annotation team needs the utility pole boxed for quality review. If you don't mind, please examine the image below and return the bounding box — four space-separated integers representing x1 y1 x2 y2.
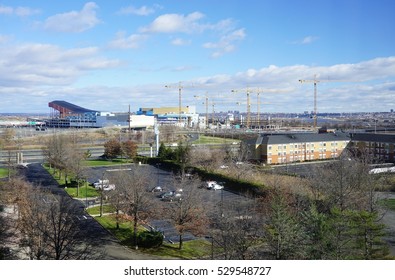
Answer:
128 104 131 140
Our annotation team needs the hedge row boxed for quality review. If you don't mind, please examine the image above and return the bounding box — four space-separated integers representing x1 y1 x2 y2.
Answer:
144 157 268 198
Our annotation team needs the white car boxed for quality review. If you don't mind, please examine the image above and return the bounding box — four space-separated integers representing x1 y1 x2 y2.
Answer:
206 181 224 190
211 183 224 190
94 179 115 191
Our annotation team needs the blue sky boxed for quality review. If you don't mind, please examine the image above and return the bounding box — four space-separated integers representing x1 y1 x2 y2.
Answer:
0 0 394 114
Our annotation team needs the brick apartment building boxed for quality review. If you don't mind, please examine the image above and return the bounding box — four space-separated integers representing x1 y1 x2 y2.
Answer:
349 133 395 163
247 131 351 164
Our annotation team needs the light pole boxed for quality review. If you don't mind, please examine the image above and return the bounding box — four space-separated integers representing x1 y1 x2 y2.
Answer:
99 171 106 217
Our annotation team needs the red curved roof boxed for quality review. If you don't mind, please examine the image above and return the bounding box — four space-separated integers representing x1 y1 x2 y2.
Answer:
48 100 97 117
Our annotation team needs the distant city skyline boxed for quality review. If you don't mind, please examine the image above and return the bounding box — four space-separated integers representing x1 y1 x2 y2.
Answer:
0 0 394 114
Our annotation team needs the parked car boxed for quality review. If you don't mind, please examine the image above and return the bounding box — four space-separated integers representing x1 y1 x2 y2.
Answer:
160 191 182 202
211 183 224 190
151 186 163 192
93 179 115 191
205 181 224 190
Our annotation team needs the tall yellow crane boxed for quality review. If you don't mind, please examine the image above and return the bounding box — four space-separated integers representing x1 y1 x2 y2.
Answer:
231 87 253 128
299 76 357 129
195 93 236 128
299 75 320 129
165 82 197 125
194 92 209 128
232 87 288 129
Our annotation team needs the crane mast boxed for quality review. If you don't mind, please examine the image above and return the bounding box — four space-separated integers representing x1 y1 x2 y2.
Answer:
299 76 320 129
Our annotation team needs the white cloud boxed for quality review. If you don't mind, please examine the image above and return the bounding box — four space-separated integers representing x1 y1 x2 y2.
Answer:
108 32 148 49
0 43 120 87
0 5 40 16
183 56 395 112
117 5 155 16
43 2 100 33
0 34 11 44
203 28 246 58
292 35 319 45
0 5 13 14
171 38 191 46
140 12 206 33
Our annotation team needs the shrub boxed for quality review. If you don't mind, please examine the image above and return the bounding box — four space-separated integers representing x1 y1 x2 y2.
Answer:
137 231 163 248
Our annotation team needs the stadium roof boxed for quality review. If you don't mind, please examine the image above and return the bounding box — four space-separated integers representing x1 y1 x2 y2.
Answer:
48 100 98 116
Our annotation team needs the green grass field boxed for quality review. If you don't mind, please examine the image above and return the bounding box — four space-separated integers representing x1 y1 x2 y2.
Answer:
93 214 211 259
86 205 116 215
193 135 240 145
84 159 133 167
65 184 99 198
381 198 395 211
0 168 8 178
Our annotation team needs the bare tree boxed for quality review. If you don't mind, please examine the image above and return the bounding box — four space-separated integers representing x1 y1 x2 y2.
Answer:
0 128 17 180
211 198 262 259
189 147 226 172
306 151 391 259
165 175 208 250
108 167 155 249
42 133 68 180
16 182 97 259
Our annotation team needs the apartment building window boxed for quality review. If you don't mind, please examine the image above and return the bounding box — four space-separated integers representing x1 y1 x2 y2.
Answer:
283 145 287 149
268 145 272 150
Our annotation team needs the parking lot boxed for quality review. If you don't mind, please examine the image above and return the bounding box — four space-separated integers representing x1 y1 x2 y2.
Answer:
85 164 252 244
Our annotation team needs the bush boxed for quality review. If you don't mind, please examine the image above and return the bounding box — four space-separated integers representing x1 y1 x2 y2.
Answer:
137 231 163 248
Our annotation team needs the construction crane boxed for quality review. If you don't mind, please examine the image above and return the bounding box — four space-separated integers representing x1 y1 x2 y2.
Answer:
165 82 197 125
232 87 288 129
299 76 357 129
231 88 253 128
299 75 320 129
195 93 236 128
194 92 209 129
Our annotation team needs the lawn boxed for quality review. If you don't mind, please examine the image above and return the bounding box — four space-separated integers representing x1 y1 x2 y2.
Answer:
0 168 8 178
94 215 141 247
93 214 211 259
142 239 212 260
84 159 133 167
193 135 240 145
65 184 99 198
86 205 116 215
381 198 395 211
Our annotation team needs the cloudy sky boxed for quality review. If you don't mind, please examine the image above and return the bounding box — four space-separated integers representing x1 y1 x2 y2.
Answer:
0 0 394 114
